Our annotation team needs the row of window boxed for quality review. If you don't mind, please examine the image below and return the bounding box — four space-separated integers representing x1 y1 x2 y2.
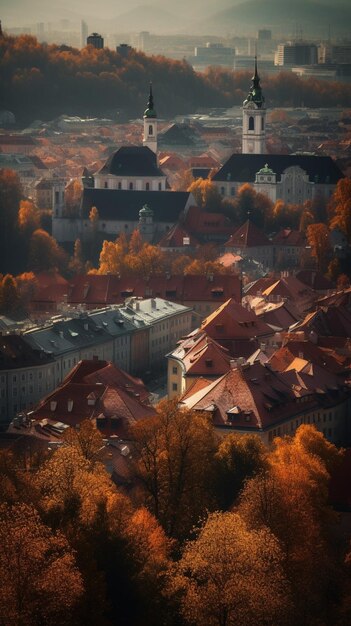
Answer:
103 181 163 191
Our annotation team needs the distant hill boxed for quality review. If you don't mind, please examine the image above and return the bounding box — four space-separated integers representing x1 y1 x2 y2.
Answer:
203 0 351 36
109 5 189 34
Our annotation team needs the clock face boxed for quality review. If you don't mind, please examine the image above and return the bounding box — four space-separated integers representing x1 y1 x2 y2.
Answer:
246 102 256 109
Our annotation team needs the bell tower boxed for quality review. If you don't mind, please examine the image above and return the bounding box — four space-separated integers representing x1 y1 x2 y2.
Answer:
143 83 158 154
242 57 266 154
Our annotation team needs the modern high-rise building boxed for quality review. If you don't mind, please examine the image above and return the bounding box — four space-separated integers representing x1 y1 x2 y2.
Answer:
81 20 88 48
87 32 104 49
274 42 318 66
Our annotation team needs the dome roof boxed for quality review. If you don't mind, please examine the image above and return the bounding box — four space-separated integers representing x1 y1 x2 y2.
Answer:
98 146 164 177
257 163 274 175
139 204 153 217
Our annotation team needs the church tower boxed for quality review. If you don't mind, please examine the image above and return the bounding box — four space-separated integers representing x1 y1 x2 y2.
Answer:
143 83 158 154
242 57 266 154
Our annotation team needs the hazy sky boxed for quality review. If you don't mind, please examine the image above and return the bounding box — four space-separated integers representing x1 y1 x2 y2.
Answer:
1 0 349 36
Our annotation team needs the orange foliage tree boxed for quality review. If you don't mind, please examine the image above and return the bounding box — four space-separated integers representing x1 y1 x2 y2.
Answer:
329 177 351 242
0 502 83 626
306 222 331 272
130 399 217 540
167 511 290 626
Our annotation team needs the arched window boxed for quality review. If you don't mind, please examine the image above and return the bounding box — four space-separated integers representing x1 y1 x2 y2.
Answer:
261 117 264 131
146 182 150 191
118 182 122 190
149 124 153 136
158 182 162 191
129 182 133 190
104 181 108 188
248 116 254 131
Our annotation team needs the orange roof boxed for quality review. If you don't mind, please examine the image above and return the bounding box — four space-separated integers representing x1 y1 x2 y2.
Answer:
225 220 271 248
183 336 232 377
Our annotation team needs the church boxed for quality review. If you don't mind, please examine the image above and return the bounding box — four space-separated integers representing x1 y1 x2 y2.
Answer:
52 86 195 245
212 58 344 204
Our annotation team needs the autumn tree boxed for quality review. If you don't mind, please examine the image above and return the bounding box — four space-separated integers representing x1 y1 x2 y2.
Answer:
130 399 217 540
306 222 331 272
238 425 342 624
329 177 351 242
214 433 267 509
0 502 83 626
128 229 144 256
28 228 68 272
234 183 273 228
188 178 222 211
18 198 40 233
65 178 83 217
63 420 104 464
15 272 37 308
68 238 85 275
0 274 20 315
89 206 100 260
167 511 290 626
98 239 125 275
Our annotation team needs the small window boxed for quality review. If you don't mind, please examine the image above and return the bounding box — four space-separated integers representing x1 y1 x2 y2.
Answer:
261 117 264 131
172 366 177 374
104 181 108 189
158 182 162 191
129 182 133 190
146 182 150 191
118 182 122 190
172 383 178 391
249 116 254 131
149 124 153 136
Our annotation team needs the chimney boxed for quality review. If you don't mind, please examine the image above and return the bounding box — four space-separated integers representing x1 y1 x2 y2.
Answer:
151 298 156 308
230 359 237 369
135 301 140 311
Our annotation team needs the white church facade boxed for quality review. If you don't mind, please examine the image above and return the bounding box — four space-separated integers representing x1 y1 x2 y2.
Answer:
213 58 344 203
52 86 197 245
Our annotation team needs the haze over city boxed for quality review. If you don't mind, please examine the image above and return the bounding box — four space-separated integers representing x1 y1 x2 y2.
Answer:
2 0 351 36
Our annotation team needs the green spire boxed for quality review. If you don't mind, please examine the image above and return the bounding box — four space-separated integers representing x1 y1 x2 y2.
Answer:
144 83 157 119
243 56 265 108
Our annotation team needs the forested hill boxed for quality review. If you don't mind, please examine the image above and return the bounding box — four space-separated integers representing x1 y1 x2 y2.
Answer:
1 35 351 124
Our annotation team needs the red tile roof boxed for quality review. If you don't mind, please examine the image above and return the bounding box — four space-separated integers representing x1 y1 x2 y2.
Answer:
31 274 242 309
268 340 351 377
201 298 272 339
182 360 345 433
225 220 271 248
296 270 335 291
183 205 233 237
293 305 351 338
183 335 232 377
29 359 155 438
158 223 199 248
272 228 305 247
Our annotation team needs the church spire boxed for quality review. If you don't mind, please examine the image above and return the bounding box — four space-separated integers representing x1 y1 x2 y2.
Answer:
144 82 157 119
242 56 266 154
244 56 265 109
143 82 158 154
